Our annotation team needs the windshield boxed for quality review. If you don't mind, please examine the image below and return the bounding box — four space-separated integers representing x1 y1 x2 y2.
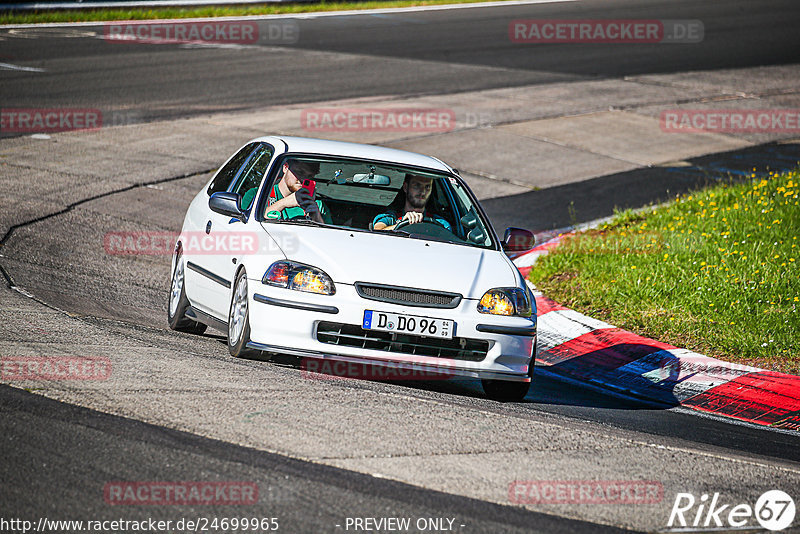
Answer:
257 155 496 249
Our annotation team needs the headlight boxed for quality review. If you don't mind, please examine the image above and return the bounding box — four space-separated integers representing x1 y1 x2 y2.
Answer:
262 261 335 295
477 287 531 317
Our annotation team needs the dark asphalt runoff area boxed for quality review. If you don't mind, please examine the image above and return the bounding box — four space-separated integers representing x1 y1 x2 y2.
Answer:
1 0 799 532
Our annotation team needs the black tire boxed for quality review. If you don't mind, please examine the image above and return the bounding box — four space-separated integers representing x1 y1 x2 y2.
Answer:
481 379 530 402
482 342 536 402
227 269 257 358
168 247 207 335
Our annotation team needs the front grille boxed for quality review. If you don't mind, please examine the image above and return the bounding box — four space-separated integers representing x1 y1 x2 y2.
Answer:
316 321 489 361
355 282 461 309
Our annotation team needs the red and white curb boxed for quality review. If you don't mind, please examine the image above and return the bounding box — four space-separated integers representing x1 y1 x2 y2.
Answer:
515 235 800 432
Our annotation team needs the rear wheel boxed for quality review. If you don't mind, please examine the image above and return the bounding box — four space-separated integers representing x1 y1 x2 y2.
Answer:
168 248 207 335
228 269 257 358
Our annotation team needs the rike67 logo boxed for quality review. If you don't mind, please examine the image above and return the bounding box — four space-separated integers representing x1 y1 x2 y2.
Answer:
667 490 795 532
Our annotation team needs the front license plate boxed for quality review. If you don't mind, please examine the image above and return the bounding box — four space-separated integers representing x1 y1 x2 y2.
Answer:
362 310 454 339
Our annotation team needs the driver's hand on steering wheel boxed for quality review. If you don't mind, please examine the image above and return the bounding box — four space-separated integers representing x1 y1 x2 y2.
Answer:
401 211 425 225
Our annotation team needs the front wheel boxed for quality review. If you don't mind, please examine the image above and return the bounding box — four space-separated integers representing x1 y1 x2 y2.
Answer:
482 343 535 402
227 269 257 358
481 379 530 402
168 248 207 335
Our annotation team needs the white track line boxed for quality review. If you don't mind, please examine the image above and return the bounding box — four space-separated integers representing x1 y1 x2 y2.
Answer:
0 62 45 72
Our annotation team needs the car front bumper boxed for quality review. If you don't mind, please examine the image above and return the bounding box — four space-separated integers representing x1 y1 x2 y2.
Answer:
246 279 536 382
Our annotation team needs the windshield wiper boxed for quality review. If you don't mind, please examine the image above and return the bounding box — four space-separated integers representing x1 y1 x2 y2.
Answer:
387 229 412 238
407 234 465 246
273 218 338 230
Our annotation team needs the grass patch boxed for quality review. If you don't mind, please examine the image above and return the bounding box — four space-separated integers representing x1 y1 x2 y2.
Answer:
529 169 800 375
0 0 499 25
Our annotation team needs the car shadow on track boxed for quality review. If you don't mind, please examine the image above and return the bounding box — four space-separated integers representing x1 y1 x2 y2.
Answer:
238 349 675 410
532 343 688 409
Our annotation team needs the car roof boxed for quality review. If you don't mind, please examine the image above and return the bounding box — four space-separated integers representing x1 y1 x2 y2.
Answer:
254 135 453 173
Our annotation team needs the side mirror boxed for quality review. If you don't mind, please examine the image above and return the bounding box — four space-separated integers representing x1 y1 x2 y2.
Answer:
209 192 245 222
502 227 535 253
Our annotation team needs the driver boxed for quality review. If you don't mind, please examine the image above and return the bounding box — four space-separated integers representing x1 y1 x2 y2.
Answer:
372 174 451 231
262 159 332 224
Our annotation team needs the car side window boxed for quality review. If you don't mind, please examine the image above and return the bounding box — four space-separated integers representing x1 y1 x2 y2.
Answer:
232 144 273 196
206 142 258 196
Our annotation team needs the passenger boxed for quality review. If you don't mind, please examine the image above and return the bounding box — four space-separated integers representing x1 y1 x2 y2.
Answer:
262 159 332 224
372 174 451 231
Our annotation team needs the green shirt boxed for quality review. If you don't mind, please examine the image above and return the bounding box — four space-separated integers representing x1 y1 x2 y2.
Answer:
241 187 258 211
264 183 332 224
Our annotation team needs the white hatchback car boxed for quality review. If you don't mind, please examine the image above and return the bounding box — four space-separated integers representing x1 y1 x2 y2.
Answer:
169 136 537 400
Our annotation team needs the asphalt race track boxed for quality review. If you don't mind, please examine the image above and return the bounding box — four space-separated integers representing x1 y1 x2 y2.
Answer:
2 0 800 124
0 385 630 534
1 0 800 532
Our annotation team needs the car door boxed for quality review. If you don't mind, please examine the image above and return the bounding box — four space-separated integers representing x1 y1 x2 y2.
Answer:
190 142 275 320
183 142 264 317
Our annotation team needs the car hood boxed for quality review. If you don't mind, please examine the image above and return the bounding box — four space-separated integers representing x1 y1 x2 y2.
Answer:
262 223 519 299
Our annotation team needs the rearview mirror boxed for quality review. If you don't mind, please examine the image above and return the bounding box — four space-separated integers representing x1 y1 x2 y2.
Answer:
352 173 391 186
502 227 535 253
209 192 246 222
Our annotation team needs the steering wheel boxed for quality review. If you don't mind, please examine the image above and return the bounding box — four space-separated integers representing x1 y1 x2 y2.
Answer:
392 216 434 231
